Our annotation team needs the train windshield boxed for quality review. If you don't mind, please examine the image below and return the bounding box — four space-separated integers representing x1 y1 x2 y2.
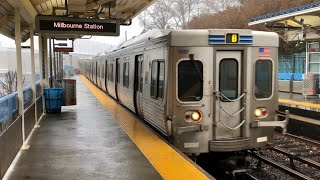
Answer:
178 60 203 101
255 60 273 98
219 59 238 100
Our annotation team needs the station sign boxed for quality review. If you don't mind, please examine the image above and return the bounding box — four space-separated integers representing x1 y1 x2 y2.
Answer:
54 47 73 52
35 15 120 36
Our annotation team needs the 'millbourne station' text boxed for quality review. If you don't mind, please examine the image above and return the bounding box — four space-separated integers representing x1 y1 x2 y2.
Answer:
53 22 104 30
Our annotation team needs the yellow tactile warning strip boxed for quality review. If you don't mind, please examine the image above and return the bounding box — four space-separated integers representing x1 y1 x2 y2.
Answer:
80 76 211 180
279 98 320 109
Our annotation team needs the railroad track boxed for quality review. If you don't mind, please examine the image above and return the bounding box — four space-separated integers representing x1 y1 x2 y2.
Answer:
246 133 320 179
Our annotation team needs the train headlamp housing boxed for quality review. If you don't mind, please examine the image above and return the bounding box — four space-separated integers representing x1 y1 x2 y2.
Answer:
255 107 268 119
185 111 203 123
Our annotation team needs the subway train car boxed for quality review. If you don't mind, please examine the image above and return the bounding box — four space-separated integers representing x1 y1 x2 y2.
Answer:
79 29 288 156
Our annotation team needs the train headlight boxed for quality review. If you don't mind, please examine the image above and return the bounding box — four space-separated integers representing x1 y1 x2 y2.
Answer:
254 109 262 117
185 111 203 122
255 108 268 118
191 112 201 121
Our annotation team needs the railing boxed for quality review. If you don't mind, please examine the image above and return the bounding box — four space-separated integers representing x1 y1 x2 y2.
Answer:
0 78 41 127
0 92 17 124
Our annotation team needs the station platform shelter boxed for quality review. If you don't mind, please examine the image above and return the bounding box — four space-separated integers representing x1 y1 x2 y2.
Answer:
0 0 212 179
2 76 212 179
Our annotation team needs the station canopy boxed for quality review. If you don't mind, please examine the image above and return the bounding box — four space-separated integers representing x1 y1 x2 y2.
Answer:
0 0 156 41
249 2 320 42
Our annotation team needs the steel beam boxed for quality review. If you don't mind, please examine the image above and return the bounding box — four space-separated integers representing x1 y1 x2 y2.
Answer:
86 0 113 10
0 14 14 29
7 0 37 25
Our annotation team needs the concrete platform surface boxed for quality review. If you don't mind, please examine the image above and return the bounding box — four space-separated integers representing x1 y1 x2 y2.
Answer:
4 77 162 180
279 92 320 111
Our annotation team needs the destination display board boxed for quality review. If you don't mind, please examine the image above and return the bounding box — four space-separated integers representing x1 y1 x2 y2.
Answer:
35 15 120 36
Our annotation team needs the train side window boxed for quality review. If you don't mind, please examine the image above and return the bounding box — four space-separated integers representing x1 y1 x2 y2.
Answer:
255 60 272 99
109 64 114 82
151 61 158 98
140 61 143 93
104 61 109 79
151 60 165 99
178 60 203 102
158 61 165 99
97 62 100 78
101 63 105 79
123 62 129 87
116 59 120 84
219 59 238 101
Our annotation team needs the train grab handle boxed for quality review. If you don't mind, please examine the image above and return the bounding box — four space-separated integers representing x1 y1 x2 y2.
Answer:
251 110 290 135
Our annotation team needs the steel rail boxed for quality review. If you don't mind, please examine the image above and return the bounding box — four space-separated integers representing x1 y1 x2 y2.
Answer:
285 133 320 147
245 173 259 180
251 152 313 180
272 147 320 170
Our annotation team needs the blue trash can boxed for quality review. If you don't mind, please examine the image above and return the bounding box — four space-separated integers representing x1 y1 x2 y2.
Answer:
44 88 63 113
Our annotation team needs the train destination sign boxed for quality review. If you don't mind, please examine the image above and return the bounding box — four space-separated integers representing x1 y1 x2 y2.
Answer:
35 15 120 36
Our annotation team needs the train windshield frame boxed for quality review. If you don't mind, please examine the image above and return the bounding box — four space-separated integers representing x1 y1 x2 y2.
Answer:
178 60 203 102
255 59 273 99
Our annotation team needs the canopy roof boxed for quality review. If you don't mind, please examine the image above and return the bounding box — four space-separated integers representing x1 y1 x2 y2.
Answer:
249 2 320 41
0 0 155 41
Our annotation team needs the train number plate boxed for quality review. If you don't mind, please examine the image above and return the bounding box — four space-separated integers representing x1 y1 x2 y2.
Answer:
257 136 268 143
226 33 239 43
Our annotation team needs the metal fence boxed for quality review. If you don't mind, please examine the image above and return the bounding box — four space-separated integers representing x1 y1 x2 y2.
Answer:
278 53 306 81
0 74 41 131
0 92 17 125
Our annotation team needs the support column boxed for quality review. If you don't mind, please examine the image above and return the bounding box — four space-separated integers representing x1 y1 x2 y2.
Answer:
38 34 45 114
43 37 49 87
49 38 53 87
15 8 26 147
30 25 37 123
60 52 63 79
53 39 56 79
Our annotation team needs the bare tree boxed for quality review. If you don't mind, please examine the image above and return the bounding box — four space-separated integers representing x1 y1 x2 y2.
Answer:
138 0 172 30
0 70 25 98
138 0 241 30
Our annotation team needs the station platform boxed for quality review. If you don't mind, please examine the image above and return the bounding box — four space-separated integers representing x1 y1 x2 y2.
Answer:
279 92 320 112
3 76 211 180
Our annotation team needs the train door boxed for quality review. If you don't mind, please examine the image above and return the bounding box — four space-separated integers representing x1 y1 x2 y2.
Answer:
134 55 144 117
216 51 244 139
115 58 120 100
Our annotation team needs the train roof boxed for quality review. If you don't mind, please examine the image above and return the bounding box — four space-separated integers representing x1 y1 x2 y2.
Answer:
100 29 278 57
117 29 171 49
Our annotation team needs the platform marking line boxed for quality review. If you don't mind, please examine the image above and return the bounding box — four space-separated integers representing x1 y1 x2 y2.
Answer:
81 76 210 180
279 98 320 109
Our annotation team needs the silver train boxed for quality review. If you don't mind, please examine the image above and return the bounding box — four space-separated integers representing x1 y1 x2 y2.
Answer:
79 29 288 155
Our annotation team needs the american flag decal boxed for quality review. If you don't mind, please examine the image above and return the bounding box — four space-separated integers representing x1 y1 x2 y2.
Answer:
259 48 270 57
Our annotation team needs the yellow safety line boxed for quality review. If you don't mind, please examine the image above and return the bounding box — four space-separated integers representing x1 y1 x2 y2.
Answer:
279 99 320 109
80 76 210 180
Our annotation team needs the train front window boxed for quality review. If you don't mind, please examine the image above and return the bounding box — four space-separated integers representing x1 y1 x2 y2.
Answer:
219 59 238 100
255 60 272 99
178 60 203 102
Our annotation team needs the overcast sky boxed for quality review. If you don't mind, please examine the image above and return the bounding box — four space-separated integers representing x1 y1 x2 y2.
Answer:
0 18 144 52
